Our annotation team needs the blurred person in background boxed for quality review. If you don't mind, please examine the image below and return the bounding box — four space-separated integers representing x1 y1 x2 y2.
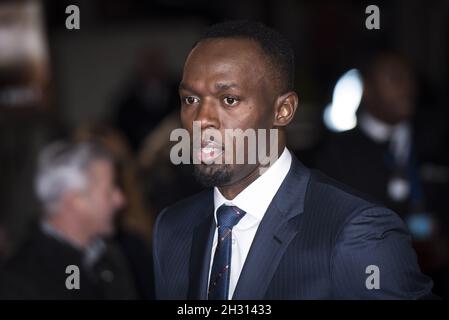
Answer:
0 141 138 299
138 111 203 214
73 124 155 299
114 47 179 153
317 52 420 214
315 51 449 297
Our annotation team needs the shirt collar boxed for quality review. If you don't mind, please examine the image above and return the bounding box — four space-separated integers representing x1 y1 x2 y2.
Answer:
40 220 83 250
359 112 412 164
359 112 395 143
359 111 410 140
213 147 292 226
40 220 106 267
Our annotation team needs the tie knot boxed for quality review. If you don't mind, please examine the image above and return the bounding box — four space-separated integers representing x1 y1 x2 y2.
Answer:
216 205 246 229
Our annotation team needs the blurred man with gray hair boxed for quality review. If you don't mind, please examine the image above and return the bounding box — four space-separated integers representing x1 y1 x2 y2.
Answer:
0 141 138 299
36 141 123 246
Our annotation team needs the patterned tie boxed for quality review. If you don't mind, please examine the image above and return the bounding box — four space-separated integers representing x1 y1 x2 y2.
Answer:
208 204 246 300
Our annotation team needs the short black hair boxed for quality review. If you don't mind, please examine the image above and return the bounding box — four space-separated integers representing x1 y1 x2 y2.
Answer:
194 20 295 93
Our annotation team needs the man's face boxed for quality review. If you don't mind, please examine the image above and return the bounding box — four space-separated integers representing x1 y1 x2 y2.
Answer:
367 56 417 124
179 38 278 188
78 159 124 238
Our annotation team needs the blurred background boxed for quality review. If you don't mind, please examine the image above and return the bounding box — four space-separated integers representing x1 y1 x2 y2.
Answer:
0 0 448 299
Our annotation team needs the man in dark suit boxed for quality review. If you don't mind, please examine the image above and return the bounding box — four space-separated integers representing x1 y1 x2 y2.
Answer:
153 21 434 299
314 51 449 297
0 224 137 299
0 141 138 299
316 51 424 216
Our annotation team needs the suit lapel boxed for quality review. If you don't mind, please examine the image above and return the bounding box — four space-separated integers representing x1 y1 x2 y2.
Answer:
232 204 301 299
232 157 310 300
187 157 311 300
188 202 215 299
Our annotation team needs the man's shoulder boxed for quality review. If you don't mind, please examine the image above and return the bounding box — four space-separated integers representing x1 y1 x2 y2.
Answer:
3 228 49 271
155 189 213 230
307 170 434 299
309 168 380 204
305 168 413 253
2 227 81 274
305 168 389 223
0 228 80 299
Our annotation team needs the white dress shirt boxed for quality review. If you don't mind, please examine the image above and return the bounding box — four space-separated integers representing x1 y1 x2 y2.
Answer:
359 112 413 201
359 112 411 166
209 147 292 299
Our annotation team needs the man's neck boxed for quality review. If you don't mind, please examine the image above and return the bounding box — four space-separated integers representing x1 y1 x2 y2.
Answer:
218 165 261 200
218 145 286 200
43 215 92 249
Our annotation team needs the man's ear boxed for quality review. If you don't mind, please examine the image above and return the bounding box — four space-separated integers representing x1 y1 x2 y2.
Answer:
64 191 85 213
274 91 299 127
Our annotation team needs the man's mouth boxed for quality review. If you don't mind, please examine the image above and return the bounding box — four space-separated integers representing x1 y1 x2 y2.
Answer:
196 140 224 164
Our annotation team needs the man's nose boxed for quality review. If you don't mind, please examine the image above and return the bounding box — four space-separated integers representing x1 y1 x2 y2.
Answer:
194 98 220 130
113 188 126 210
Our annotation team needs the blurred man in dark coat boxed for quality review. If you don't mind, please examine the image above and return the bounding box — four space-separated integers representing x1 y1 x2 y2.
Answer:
0 141 138 299
315 51 449 297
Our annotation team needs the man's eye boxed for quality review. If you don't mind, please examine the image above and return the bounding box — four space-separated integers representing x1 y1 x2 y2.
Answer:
223 97 239 106
183 96 199 105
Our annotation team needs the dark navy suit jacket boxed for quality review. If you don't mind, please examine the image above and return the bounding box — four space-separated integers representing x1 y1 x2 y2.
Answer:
153 156 434 299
